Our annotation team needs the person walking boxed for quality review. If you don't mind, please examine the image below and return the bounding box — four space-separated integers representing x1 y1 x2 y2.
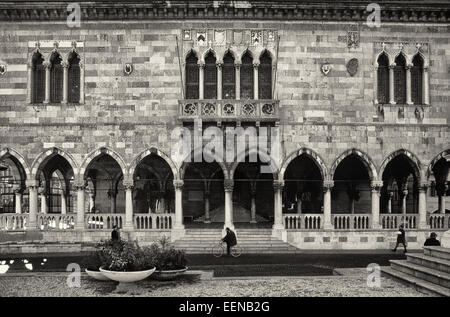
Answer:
392 224 407 253
111 225 120 241
221 227 237 256
424 232 441 246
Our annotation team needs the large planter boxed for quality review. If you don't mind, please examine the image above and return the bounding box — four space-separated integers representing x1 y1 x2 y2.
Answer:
99 267 156 283
85 269 111 281
153 266 188 281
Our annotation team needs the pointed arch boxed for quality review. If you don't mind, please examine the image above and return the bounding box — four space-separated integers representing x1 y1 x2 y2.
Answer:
179 146 229 180
67 50 81 103
129 147 179 181
279 148 328 181
201 47 217 64
376 52 390 104
379 149 422 182
0 147 31 183
49 50 63 103
258 48 276 66
240 50 254 99
222 50 236 99
394 53 407 104
411 53 424 105
427 149 450 180
230 147 279 180
185 49 199 99
31 147 79 179
204 50 217 99
31 51 45 103
330 149 378 181
258 49 273 99
79 147 127 179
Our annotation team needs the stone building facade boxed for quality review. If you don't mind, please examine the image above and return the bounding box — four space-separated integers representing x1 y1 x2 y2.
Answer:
0 1 449 251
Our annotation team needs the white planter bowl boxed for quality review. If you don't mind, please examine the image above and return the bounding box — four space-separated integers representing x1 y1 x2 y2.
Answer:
85 269 111 281
99 267 156 283
153 266 188 281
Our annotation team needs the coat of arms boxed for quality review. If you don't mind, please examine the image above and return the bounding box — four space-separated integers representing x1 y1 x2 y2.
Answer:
346 58 358 77
321 62 332 76
0 64 6 75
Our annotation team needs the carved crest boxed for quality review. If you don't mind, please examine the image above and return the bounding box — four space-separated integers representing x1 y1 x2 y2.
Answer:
0 64 6 75
214 30 226 45
321 62 332 76
124 63 133 75
346 58 358 76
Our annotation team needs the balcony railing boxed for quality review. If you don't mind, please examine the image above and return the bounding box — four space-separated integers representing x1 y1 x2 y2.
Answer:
381 214 417 229
85 214 124 230
428 214 450 230
37 213 76 230
178 99 280 122
333 214 371 230
134 213 173 230
0 214 28 231
283 214 322 230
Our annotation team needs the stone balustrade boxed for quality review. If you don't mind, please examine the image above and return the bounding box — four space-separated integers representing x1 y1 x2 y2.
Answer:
0 214 28 231
332 214 371 230
428 214 450 230
37 213 76 230
178 99 280 122
381 214 418 229
134 213 173 230
85 214 124 230
283 214 322 230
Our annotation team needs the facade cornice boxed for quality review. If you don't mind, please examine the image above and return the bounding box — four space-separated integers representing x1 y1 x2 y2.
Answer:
0 1 448 23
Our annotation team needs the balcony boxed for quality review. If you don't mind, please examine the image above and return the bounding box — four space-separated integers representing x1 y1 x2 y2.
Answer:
178 99 280 123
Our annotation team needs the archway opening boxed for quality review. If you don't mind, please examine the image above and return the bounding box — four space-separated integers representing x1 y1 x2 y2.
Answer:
0 155 27 214
429 156 450 214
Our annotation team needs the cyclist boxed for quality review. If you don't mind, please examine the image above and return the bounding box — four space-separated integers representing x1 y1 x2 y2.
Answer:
221 227 237 256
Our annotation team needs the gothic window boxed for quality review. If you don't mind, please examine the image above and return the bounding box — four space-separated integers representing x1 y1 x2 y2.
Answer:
259 50 272 99
377 53 389 104
411 54 424 105
222 51 235 99
240 51 254 99
50 52 63 103
185 51 199 99
68 51 81 103
204 51 217 99
394 54 406 104
31 52 45 103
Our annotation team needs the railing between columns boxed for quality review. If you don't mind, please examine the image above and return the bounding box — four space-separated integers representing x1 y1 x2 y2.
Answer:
85 214 124 230
428 214 450 230
332 214 371 230
381 214 418 229
0 214 29 231
37 213 76 230
283 214 322 229
134 213 174 230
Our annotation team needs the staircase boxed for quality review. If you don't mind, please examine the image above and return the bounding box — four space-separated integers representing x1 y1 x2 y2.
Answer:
381 246 450 297
173 229 300 254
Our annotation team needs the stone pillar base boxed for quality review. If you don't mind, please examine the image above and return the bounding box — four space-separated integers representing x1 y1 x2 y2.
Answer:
250 220 257 224
271 228 286 241
323 222 333 230
171 228 186 242
204 220 211 224
441 230 450 248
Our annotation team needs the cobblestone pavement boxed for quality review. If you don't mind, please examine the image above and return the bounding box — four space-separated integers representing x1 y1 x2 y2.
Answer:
0 273 429 297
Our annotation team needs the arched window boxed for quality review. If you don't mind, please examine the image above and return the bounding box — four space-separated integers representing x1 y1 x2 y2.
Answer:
411 54 424 105
394 54 406 104
31 52 45 103
240 51 254 99
258 51 272 99
222 51 235 99
377 53 389 104
68 52 81 103
185 51 199 99
204 51 217 99
50 52 63 103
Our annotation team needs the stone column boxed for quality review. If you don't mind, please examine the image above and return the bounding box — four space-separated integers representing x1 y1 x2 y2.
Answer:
217 61 222 100
401 189 408 214
39 187 47 214
62 61 69 104
323 180 334 229
387 191 393 214
406 65 413 105
108 189 117 214
26 62 32 103
250 182 257 223
199 63 204 100
173 180 184 229
43 61 51 104
124 180 134 230
273 180 284 230
253 62 259 100
389 64 396 105
423 67 429 105
13 186 23 214
418 182 429 229
26 180 39 229
371 181 383 229
61 190 67 215
75 182 86 230
439 195 446 214
373 66 378 104
224 180 234 230
204 190 211 223
235 62 241 100
88 191 95 213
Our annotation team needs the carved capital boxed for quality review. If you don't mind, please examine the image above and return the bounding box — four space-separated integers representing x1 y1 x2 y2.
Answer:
224 179 234 192
61 61 69 68
43 61 51 69
253 62 260 68
418 181 429 191
371 180 384 192
123 179 134 190
273 180 284 191
389 64 396 69
173 179 184 189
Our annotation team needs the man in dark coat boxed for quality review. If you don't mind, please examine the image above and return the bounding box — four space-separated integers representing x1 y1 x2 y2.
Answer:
392 224 407 253
222 227 237 256
111 225 120 241
424 232 441 246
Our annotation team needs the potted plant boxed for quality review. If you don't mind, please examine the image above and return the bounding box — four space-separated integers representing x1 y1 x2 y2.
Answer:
152 236 188 281
82 251 111 281
98 239 157 283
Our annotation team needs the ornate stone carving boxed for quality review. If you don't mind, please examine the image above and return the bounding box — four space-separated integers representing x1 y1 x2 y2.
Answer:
224 180 234 192
346 58 358 76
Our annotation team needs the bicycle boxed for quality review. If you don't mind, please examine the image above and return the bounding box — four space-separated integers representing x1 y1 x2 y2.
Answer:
212 241 242 258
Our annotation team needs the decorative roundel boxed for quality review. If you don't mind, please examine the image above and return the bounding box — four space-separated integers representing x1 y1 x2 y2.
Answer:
262 103 275 115
223 103 235 115
202 103 216 115
124 63 133 75
183 103 197 115
242 103 256 116
0 64 6 76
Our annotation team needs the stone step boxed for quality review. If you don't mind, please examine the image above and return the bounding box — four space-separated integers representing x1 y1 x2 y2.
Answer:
390 260 450 289
381 266 450 297
407 253 450 274
423 246 450 261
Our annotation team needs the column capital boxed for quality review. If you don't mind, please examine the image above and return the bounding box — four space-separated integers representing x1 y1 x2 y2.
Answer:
253 62 260 68
12 184 24 194
389 64 396 69
323 180 334 190
43 61 51 69
423 66 429 72
198 61 205 69
234 62 242 68
273 180 284 190
123 179 134 190
216 61 223 68
418 181 430 191
370 180 384 191
61 61 69 68
107 189 118 197
224 179 234 192
25 179 39 189
173 179 184 189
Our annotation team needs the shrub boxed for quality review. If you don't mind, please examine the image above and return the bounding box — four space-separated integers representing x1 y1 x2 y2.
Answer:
81 251 103 271
153 236 187 271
